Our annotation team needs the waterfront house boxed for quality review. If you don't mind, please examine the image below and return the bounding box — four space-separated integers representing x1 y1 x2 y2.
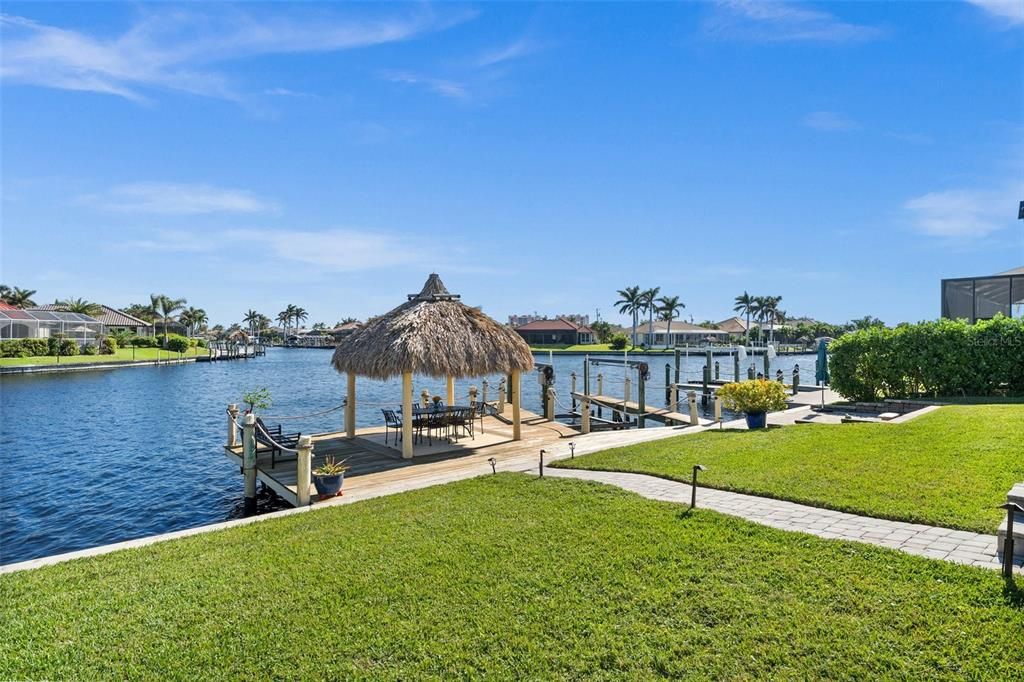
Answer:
715 316 749 338
639 320 730 347
941 267 1024 322
0 305 104 344
31 303 154 336
514 318 596 345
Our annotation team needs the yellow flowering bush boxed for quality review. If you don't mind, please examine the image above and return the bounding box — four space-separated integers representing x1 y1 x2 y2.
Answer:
718 379 788 414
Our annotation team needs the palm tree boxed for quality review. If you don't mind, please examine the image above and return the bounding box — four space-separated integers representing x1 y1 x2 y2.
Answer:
57 297 102 316
243 309 261 338
278 305 298 338
733 291 755 343
179 307 207 337
615 286 643 347
292 306 308 331
639 287 660 348
656 295 685 348
760 296 783 343
151 294 187 347
5 286 37 308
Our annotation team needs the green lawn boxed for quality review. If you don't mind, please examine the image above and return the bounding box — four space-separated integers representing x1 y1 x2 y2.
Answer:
1 475 1021 680
0 346 204 367
555 405 1024 533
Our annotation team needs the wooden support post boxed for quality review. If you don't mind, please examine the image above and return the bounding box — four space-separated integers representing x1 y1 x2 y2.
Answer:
714 361 720 381
421 389 429 408
596 373 603 418
242 413 257 515
581 397 591 434
792 366 800 395
345 372 356 439
687 391 699 426
227 403 239 447
498 379 506 412
446 376 455 406
624 376 631 407
763 352 770 379
583 357 590 397
570 372 577 411
511 369 522 441
637 373 646 429
734 353 741 382
706 350 713 379
748 364 755 380
507 374 513 403
482 380 489 405
402 372 414 459
702 365 710 406
714 396 722 423
545 386 555 421
296 435 313 507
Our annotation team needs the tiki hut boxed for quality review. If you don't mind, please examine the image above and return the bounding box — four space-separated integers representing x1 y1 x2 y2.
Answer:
331 274 534 458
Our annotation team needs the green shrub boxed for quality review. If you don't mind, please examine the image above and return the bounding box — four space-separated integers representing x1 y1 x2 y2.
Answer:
718 379 789 413
0 339 49 358
829 316 1024 401
82 344 99 356
166 336 190 353
609 333 629 350
195 338 207 348
128 336 159 347
100 336 117 354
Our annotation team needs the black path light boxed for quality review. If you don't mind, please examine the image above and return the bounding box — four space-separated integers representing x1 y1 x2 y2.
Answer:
539 449 546 478
691 464 707 509
488 457 497 475
568 442 576 459
998 502 1022 578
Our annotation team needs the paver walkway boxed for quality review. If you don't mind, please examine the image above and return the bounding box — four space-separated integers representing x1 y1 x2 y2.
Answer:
544 468 1023 574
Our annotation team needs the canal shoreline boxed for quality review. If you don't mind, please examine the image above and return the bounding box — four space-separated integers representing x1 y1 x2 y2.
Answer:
0 357 198 375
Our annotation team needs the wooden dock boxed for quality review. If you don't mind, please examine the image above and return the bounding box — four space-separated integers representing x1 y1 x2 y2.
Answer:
224 410 576 507
574 393 713 427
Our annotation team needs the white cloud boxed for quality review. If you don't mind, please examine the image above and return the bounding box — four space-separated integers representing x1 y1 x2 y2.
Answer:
226 228 445 272
802 111 861 132
475 38 539 68
83 182 277 214
115 229 218 252
383 70 469 99
904 184 1023 237
0 8 469 102
704 0 884 43
965 0 1024 25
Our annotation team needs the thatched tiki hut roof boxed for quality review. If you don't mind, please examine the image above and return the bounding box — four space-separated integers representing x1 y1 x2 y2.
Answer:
331 274 533 380
332 274 534 458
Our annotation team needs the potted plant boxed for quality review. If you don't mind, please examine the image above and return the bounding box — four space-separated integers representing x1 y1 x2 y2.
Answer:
312 457 350 499
431 395 443 408
718 379 788 429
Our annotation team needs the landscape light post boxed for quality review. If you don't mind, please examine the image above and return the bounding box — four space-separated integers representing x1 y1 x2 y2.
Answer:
568 442 576 459
998 502 1022 578
539 449 546 478
691 465 707 509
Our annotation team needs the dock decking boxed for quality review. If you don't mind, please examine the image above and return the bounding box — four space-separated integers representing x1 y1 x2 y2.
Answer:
225 410 576 506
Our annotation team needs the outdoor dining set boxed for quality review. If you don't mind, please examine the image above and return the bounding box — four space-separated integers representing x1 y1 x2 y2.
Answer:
381 404 478 447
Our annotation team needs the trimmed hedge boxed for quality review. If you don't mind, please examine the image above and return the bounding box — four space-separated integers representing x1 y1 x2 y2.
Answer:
829 316 1024 401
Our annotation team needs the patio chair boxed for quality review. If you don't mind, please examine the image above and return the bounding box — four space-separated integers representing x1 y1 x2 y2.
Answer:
382 409 402 445
450 407 475 441
254 417 301 467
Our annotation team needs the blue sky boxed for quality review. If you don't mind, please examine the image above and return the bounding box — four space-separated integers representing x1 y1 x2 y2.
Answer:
2 1 1022 328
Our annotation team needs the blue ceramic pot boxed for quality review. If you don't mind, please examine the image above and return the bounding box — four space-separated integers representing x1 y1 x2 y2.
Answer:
745 411 767 429
313 473 344 498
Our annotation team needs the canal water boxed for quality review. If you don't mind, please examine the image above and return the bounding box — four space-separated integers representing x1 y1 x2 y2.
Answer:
0 348 815 565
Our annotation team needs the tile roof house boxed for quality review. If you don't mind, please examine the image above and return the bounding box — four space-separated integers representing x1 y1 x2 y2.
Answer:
638 320 729 347
715 316 749 336
31 304 154 333
514 318 595 345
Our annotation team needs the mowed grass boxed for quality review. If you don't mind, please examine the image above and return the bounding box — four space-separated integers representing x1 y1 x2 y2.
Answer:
2 475 1022 680
556 405 1024 533
0 346 204 367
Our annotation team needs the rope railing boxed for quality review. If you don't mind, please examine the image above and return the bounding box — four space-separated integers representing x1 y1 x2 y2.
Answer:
261 402 348 420
254 419 301 454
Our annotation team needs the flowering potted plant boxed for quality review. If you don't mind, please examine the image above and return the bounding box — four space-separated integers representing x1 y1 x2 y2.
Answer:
718 379 788 429
312 457 350 499
431 395 443 408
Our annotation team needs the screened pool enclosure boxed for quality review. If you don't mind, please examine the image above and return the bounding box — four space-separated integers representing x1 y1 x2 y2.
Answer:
0 309 105 344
